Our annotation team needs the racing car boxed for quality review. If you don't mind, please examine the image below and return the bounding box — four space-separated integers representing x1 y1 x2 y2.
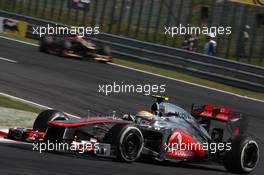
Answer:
39 34 112 63
6 95 259 174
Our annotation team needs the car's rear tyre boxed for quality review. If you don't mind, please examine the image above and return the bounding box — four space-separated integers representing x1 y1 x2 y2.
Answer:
95 45 112 63
33 110 69 132
224 135 259 173
104 124 144 162
99 45 111 56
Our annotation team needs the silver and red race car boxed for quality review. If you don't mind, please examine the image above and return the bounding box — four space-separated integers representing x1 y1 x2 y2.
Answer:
39 34 112 63
6 95 259 174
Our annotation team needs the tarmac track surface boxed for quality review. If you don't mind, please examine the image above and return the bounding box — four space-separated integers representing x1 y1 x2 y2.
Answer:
0 37 263 175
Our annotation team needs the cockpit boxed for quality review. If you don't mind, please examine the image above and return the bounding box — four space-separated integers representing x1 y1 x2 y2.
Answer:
151 102 193 121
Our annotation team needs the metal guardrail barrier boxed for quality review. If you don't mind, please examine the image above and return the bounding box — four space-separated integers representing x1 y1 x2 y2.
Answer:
95 34 264 76
1 0 264 64
0 10 263 92
91 36 264 92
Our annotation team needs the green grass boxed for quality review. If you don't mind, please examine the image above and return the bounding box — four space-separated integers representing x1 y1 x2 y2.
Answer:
0 33 39 45
0 95 42 113
1 33 263 101
114 58 264 100
232 58 264 67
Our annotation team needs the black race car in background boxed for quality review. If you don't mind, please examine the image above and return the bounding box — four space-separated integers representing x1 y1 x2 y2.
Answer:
39 34 112 63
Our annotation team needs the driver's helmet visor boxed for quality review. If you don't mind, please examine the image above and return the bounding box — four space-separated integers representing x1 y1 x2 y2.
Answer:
135 111 155 125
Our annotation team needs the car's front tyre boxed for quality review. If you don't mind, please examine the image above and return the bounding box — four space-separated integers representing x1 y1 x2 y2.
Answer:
33 110 69 132
39 35 54 53
104 124 144 162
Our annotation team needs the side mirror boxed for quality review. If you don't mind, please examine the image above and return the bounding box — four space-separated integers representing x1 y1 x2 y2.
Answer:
122 114 135 121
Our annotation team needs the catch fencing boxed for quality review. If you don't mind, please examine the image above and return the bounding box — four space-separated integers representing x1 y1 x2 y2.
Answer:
0 0 263 64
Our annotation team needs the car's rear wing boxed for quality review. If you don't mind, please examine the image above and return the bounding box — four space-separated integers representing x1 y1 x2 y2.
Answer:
191 104 242 122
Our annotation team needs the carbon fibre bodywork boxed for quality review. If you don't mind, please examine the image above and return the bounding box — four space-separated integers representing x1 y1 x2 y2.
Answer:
7 97 254 172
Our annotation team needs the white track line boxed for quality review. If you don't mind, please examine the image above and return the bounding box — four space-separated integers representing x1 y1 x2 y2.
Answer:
0 56 17 63
0 35 263 103
0 92 52 109
0 92 79 119
0 35 38 46
109 63 264 103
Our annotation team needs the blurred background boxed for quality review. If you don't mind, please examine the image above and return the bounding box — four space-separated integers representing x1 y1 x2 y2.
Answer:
0 0 263 66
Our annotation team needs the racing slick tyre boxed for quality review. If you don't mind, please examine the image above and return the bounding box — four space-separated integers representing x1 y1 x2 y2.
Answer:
104 124 144 162
59 40 72 57
39 35 53 53
95 45 112 63
99 45 111 56
223 135 259 174
33 110 69 132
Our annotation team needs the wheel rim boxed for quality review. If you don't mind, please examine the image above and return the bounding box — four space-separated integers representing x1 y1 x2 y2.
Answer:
241 141 259 170
120 129 143 161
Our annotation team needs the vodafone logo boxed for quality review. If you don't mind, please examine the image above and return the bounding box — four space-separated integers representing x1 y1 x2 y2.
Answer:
173 150 194 157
